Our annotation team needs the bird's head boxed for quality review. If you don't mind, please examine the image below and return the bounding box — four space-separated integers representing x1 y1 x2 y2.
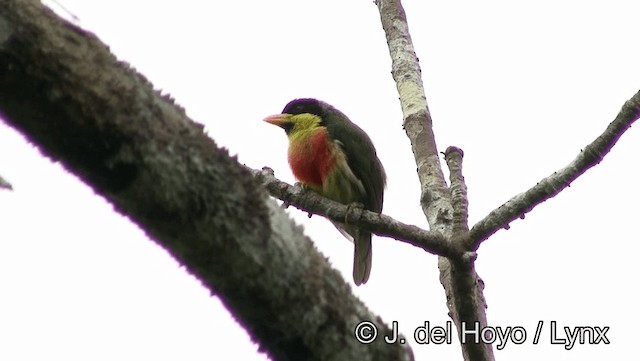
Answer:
264 98 326 136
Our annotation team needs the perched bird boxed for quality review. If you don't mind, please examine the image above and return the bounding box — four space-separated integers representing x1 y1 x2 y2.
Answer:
264 98 386 285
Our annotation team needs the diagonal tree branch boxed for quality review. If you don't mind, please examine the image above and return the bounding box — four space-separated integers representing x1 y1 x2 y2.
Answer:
465 90 640 251
0 1 415 360
252 167 460 258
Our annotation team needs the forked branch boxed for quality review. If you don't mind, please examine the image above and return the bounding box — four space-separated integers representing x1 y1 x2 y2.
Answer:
376 1 493 360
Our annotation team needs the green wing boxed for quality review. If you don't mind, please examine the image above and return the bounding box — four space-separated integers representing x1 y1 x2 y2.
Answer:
321 103 386 213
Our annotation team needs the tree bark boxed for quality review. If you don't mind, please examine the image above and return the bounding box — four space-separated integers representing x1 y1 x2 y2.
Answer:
0 1 414 360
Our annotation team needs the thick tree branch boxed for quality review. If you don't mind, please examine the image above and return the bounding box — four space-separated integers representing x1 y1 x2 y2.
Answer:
252 167 460 258
465 90 640 251
0 1 415 360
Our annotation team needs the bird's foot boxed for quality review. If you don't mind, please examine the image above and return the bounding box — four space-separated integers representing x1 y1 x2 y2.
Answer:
293 182 309 191
297 183 316 218
344 202 365 224
281 182 305 209
289 182 314 218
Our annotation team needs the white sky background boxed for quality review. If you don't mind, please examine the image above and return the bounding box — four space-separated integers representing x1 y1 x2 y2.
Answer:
1 0 639 360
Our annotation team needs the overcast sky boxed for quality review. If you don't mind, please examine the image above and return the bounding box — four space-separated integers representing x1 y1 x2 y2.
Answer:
1 1 639 360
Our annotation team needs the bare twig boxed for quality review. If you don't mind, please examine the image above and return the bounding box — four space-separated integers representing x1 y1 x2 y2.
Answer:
465 90 640 251
445 146 469 235
252 167 460 258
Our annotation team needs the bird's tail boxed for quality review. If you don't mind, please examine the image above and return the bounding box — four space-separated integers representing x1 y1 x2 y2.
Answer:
353 231 372 286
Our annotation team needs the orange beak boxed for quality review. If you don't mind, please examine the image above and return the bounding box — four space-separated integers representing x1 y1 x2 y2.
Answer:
264 113 292 128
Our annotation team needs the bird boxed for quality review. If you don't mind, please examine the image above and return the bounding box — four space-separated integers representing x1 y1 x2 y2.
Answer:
264 98 386 285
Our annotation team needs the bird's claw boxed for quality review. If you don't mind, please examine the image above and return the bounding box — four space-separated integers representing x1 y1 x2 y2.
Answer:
290 182 314 218
345 202 365 224
293 182 310 192
281 182 304 209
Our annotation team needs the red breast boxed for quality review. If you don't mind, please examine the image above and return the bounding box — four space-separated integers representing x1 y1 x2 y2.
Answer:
288 128 336 188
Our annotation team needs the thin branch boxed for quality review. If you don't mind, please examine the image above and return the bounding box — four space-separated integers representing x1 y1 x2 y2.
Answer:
465 90 640 251
252 167 460 258
445 146 469 235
